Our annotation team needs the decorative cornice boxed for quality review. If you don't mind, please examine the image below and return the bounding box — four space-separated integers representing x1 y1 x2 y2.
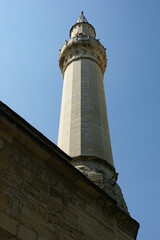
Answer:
59 36 107 74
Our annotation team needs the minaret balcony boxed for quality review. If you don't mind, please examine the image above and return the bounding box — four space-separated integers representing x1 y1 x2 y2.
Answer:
59 36 107 74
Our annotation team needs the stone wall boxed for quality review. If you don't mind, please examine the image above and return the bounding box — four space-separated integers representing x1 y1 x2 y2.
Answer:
0 103 139 240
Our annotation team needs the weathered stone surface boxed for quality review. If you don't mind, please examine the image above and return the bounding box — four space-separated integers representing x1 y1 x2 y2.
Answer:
0 170 22 187
0 179 9 192
28 198 47 220
0 211 18 235
0 193 9 209
31 175 48 193
0 129 13 143
8 198 20 218
41 194 63 213
8 188 27 202
18 225 37 240
12 161 31 178
41 169 51 183
38 235 53 240
22 181 40 200
0 137 4 149
76 165 104 188
20 152 42 176
21 205 40 221
48 212 68 231
0 151 10 169
3 140 20 161
20 214 55 236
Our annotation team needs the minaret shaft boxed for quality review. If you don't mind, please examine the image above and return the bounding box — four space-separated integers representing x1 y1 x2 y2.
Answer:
58 58 113 164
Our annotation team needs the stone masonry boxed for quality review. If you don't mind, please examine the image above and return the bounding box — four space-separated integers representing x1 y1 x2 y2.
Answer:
0 102 139 240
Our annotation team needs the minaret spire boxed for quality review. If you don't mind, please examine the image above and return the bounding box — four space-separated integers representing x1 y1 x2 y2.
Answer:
77 11 88 23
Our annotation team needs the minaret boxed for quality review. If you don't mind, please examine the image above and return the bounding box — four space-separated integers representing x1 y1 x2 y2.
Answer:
58 12 113 163
58 12 128 213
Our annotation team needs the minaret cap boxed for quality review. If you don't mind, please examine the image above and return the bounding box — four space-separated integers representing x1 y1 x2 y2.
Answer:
77 11 88 23
70 12 96 38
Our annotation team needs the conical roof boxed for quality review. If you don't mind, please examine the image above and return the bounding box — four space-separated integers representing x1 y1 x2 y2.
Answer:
77 11 88 23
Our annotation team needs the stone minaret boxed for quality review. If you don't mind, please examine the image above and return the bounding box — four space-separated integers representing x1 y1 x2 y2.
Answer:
58 12 128 213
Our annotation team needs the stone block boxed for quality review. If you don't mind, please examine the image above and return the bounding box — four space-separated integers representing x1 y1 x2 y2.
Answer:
68 225 80 239
9 188 27 202
20 213 55 236
12 161 31 178
3 141 20 161
18 225 37 240
22 181 40 200
49 186 61 198
21 206 38 220
79 215 95 238
58 229 71 240
28 199 47 220
63 209 79 228
48 213 68 231
0 211 18 235
41 169 51 183
37 235 53 240
31 176 48 193
41 194 63 213
21 153 42 176
9 198 20 218
0 170 22 187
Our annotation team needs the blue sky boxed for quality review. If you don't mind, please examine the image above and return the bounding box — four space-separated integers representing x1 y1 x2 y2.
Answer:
0 1 160 239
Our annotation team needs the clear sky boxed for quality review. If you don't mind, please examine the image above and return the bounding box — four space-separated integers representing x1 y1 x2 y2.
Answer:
0 1 160 239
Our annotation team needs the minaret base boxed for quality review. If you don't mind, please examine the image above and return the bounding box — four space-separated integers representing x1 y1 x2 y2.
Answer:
71 156 128 214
